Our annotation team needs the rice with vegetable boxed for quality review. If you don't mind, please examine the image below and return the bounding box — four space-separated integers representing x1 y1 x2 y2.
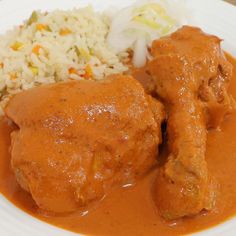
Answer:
0 6 129 114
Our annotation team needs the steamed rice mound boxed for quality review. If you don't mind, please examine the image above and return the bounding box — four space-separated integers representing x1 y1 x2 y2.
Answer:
0 6 128 114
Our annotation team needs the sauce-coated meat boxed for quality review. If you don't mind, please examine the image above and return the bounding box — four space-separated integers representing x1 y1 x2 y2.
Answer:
5 75 165 214
148 26 235 220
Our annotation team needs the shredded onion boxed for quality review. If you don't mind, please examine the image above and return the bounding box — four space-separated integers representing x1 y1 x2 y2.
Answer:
107 0 191 67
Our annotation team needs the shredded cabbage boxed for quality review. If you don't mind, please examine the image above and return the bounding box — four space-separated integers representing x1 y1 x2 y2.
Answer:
107 0 191 67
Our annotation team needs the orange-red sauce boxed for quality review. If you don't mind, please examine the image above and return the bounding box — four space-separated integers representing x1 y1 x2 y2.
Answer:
0 55 236 236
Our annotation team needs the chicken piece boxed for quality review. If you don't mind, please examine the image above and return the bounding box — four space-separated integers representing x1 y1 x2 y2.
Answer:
148 26 235 220
5 75 165 214
151 26 234 129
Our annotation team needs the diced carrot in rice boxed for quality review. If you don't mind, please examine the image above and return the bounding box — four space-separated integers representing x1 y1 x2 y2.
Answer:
84 65 93 80
32 45 42 55
9 72 17 80
68 67 78 75
59 28 72 36
36 24 51 31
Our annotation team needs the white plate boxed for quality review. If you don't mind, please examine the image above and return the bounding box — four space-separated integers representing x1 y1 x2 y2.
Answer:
0 0 236 235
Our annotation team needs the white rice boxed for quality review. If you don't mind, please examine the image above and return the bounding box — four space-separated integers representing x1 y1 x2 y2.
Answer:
0 6 129 115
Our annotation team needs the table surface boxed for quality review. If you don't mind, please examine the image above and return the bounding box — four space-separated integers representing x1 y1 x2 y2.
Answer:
225 0 236 5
